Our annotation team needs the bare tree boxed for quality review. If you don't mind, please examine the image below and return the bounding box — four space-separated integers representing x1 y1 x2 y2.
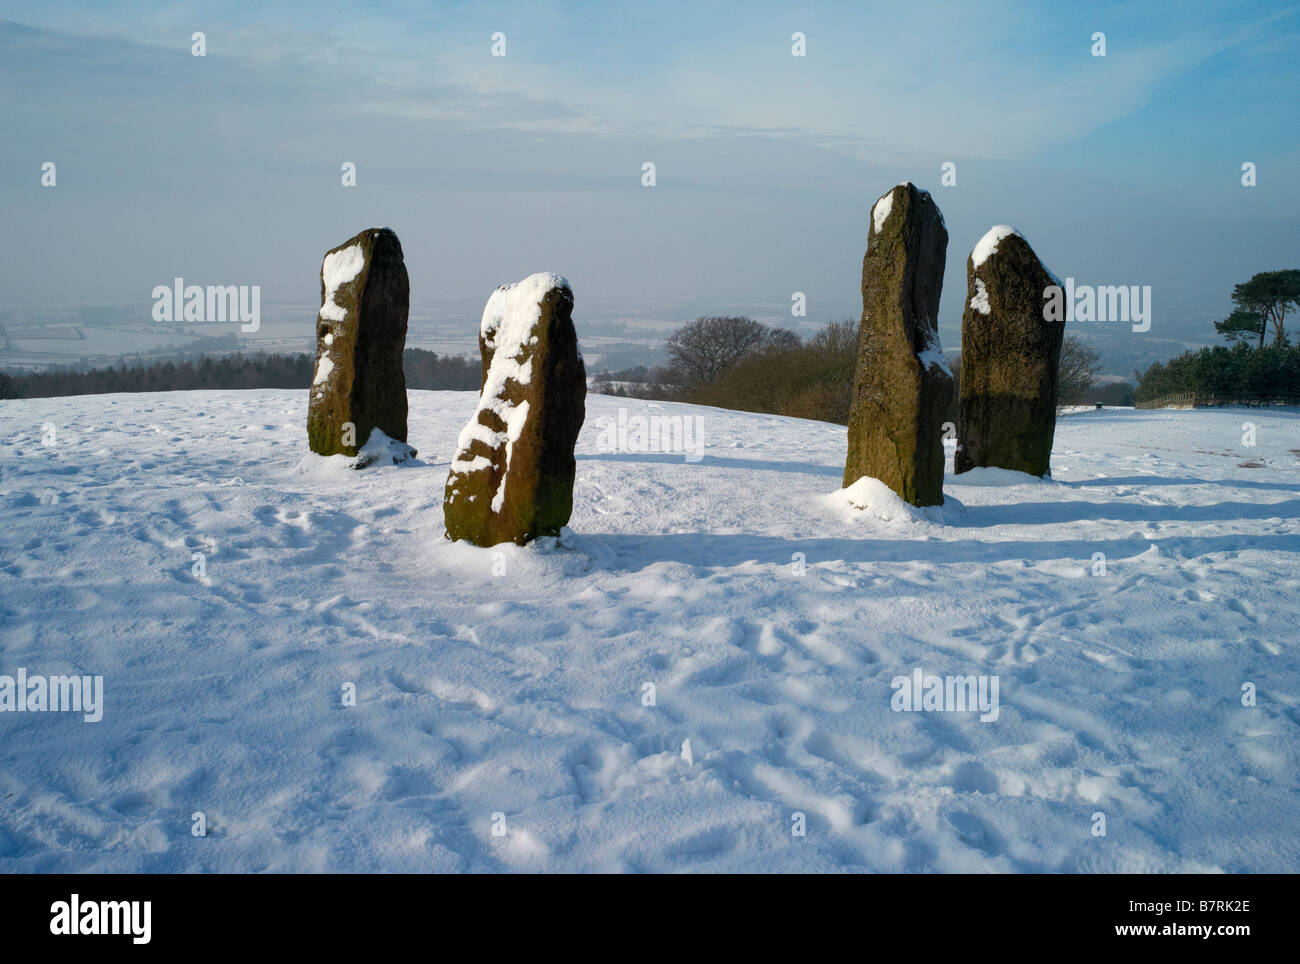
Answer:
808 319 858 355
680 319 857 423
666 316 778 384
1057 334 1102 404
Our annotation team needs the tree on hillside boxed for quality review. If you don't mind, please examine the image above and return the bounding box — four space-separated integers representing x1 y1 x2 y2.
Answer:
1057 334 1103 404
1228 270 1300 348
680 319 857 423
0 348 472 399
665 316 798 385
1214 308 1265 345
1134 341 1300 404
807 320 858 388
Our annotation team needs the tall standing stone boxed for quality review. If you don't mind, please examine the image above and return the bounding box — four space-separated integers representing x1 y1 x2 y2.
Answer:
843 183 953 507
444 273 586 547
955 226 1065 477
307 227 410 459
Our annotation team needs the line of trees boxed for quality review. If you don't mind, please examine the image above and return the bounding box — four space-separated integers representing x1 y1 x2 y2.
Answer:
0 349 478 400
1134 342 1300 404
401 349 480 390
682 319 859 423
592 316 1119 425
1133 269 1300 403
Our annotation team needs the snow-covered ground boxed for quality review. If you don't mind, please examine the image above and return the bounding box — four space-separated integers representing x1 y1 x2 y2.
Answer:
0 390 1297 872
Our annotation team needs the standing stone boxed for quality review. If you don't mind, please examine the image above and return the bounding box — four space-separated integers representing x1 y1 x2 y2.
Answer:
843 183 953 506
444 273 586 546
955 226 1065 477
307 227 411 462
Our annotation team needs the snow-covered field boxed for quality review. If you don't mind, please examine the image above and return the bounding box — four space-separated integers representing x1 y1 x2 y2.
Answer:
1 390 1297 872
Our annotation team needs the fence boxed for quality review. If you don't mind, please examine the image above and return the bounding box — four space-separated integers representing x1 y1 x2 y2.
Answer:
1135 392 1300 410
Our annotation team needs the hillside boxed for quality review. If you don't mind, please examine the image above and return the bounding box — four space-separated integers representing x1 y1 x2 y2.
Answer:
0 391 1297 871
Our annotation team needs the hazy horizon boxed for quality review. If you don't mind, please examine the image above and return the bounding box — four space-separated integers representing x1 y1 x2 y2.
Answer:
3 0 1298 376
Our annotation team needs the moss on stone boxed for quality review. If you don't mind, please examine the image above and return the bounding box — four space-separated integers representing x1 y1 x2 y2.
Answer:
306 227 409 459
444 280 586 547
844 183 953 507
955 232 1064 477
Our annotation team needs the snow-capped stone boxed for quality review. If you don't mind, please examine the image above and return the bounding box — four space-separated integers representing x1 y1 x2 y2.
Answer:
443 273 586 546
306 227 410 460
844 182 953 507
972 225 1020 268
956 227 1065 477
871 190 894 234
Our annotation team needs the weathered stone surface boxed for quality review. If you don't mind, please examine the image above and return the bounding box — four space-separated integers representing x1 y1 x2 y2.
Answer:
843 183 953 506
955 226 1065 477
444 273 586 546
307 227 410 460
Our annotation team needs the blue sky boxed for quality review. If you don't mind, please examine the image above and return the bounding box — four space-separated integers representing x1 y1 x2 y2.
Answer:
2 0 1298 363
